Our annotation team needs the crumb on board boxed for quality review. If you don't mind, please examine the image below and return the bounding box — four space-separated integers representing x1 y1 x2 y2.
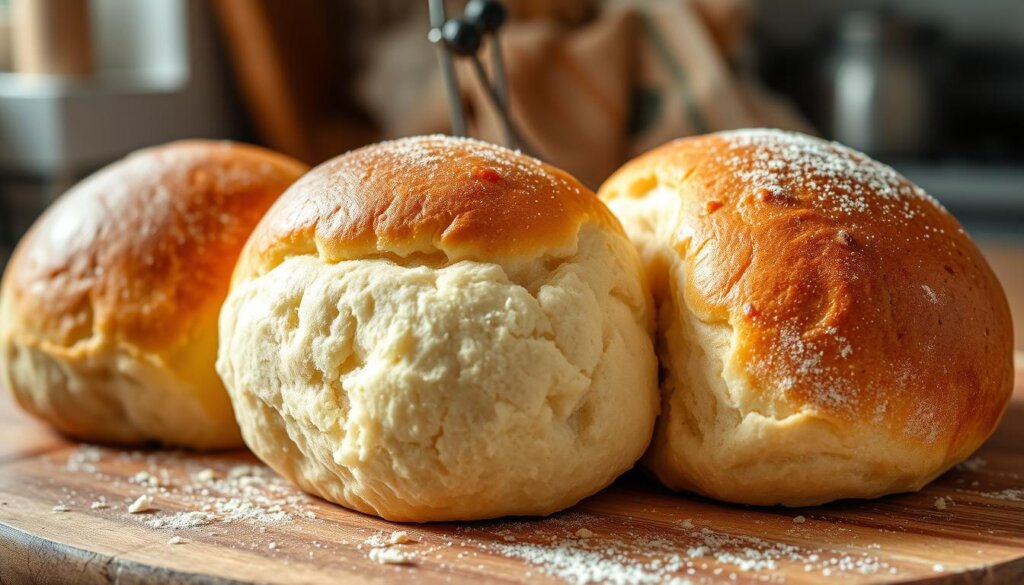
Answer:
793 515 807 524
167 536 185 545
146 511 214 529
977 489 1024 502
368 547 416 565
365 530 416 548
389 530 414 545
56 446 318 533
194 468 217 483
128 494 153 514
957 457 987 472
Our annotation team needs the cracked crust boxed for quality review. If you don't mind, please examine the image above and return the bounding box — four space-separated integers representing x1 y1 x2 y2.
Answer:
599 130 1014 505
218 138 659 521
0 141 308 448
235 135 624 282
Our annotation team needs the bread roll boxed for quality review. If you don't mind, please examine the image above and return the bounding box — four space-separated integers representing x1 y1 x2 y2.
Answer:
217 135 659 521
599 129 1014 506
0 141 308 449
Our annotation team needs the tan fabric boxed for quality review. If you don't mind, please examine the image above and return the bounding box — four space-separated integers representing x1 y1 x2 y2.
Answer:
358 0 811 188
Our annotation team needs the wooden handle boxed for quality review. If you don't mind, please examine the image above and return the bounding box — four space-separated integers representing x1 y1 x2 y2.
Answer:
11 0 93 77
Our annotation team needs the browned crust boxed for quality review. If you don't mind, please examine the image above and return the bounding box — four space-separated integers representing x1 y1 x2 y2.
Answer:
237 135 622 279
600 130 1014 454
2 140 309 352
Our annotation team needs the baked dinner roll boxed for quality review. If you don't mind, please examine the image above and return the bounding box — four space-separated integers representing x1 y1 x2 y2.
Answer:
0 141 308 449
599 129 1014 506
217 135 659 521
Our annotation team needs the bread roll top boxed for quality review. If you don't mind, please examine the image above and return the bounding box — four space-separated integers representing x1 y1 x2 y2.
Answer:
3 140 309 353
600 129 1013 454
237 135 624 281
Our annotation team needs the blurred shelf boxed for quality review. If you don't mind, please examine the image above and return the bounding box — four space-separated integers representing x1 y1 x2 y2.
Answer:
0 70 187 97
0 0 237 178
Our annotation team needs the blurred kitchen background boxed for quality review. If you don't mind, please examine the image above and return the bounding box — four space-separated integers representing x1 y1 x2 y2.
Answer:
0 0 1020 345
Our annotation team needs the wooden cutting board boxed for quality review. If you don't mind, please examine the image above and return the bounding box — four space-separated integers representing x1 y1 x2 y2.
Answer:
2 359 1022 585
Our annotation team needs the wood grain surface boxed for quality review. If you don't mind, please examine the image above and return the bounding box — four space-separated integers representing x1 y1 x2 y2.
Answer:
1 359 1022 585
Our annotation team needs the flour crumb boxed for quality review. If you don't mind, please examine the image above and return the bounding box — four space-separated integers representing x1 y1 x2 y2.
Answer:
677 518 695 529
146 511 214 529
977 488 1024 502
52 504 70 513
933 563 945 572
958 457 987 472
368 547 416 565
389 530 414 545
365 533 387 548
933 497 948 510
167 536 185 545
268 541 277 550
793 515 807 524
128 494 153 514
922 285 939 304
131 470 160 487
194 468 217 482
90 498 109 510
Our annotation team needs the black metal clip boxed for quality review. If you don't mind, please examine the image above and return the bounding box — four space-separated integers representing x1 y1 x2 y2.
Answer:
428 0 528 153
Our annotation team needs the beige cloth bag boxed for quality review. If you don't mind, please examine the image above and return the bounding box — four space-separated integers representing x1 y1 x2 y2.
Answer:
359 0 811 188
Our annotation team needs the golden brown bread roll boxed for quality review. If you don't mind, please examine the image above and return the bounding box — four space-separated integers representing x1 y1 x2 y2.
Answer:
0 140 308 449
599 129 1014 506
217 135 659 521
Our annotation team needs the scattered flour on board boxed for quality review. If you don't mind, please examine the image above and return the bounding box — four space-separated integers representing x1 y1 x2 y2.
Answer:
976 489 1024 502
53 445 318 532
957 457 987 472
50 446 1007 582
368 547 417 565
470 512 895 585
146 511 214 529
364 531 416 548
